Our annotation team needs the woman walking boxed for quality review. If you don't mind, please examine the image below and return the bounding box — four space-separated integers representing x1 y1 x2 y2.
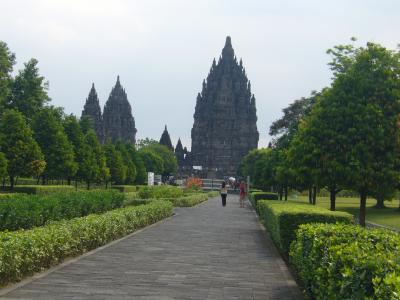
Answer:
239 181 246 208
220 181 228 207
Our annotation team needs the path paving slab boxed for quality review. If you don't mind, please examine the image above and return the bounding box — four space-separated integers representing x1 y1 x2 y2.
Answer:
0 196 302 299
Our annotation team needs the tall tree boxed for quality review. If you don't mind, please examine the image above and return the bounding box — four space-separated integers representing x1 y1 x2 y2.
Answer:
138 148 164 175
145 143 177 176
0 152 8 183
8 58 50 119
0 41 15 112
85 129 109 187
32 107 77 182
116 141 137 184
126 142 147 184
104 142 126 184
0 110 45 188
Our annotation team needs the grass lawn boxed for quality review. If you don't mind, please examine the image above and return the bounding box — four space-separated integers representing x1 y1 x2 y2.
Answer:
289 195 400 230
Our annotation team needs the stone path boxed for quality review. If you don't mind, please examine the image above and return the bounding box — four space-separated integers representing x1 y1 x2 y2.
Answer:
0 196 302 299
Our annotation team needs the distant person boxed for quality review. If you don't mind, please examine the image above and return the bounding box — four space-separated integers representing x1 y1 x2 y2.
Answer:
239 181 246 208
220 181 228 207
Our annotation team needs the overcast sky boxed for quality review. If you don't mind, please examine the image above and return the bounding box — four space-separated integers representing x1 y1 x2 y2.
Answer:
1 0 399 149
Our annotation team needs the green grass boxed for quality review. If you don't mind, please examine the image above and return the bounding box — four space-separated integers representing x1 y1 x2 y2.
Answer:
289 195 400 230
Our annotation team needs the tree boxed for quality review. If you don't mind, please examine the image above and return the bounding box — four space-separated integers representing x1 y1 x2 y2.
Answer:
136 138 158 149
32 107 77 182
126 142 147 184
138 148 164 175
305 42 400 226
104 142 126 184
0 152 8 183
145 143 177 176
0 41 15 112
0 110 45 188
8 58 50 119
116 141 137 184
85 129 109 187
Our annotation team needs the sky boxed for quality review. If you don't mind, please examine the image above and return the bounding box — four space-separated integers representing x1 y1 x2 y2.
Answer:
1 0 400 149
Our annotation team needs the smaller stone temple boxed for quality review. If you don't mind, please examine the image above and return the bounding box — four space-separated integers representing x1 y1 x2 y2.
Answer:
159 125 174 151
81 76 137 144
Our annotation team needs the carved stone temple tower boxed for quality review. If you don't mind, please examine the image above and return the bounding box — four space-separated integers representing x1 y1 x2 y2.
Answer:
81 83 104 143
102 76 137 144
190 36 259 177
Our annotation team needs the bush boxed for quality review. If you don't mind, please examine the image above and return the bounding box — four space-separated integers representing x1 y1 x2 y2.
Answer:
138 185 183 199
207 191 219 197
111 185 138 193
0 190 124 231
249 192 278 209
0 201 173 285
168 193 208 207
257 201 353 254
290 223 400 299
10 185 75 195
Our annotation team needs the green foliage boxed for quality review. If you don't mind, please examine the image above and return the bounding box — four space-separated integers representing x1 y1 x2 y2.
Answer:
115 142 137 184
166 193 208 207
85 130 109 185
207 191 219 197
146 143 178 176
249 192 278 209
0 190 124 231
138 185 183 199
257 201 354 254
104 142 125 184
10 185 75 195
111 185 138 193
0 152 7 179
8 58 50 119
0 109 45 186
125 143 147 185
139 148 164 174
0 41 15 111
32 108 77 180
0 200 173 285
290 223 400 299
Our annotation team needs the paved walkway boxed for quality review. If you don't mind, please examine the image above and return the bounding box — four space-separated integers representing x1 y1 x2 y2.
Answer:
1 196 302 300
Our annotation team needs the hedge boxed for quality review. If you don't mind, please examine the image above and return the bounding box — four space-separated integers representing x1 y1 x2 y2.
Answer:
111 185 138 193
257 201 354 254
290 223 400 299
249 192 278 209
0 190 124 231
207 191 219 197
0 200 173 285
9 185 75 195
168 194 208 207
138 186 184 199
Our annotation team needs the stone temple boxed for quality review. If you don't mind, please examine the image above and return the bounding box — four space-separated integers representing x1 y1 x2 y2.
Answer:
190 36 259 177
81 76 137 144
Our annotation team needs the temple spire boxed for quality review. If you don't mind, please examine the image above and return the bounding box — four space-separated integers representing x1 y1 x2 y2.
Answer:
159 125 173 151
222 36 234 59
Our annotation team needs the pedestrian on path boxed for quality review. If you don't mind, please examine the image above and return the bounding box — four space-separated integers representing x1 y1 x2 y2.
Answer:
220 181 228 207
239 181 246 208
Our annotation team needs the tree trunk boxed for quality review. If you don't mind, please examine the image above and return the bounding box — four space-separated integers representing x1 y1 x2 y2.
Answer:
329 189 336 211
87 181 90 190
36 177 40 185
308 187 312 204
279 188 283 200
359 190 367 227
10 176 14 190
42 177 46 185
284 185 288 201
312 186 317 205
375 196 385 208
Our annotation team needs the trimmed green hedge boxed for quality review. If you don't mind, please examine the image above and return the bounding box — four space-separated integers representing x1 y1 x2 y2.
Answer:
111 185 138 193
0 190 124 231
9 185 75 195
207 191 219 197
249 192 278 209
257 201 354 254
0 200 173 285
290 223 400 299
138 186 184 199
168 194 208 207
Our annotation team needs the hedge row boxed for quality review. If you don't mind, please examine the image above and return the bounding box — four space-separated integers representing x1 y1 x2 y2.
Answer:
0 190 124 231
111 185 139 193
257 201 354 254
249 191 278 209
8 185 75 195
290 223 400 299
138 186 184 199
124 193 210 208
207 191 219 197
0 200 173 285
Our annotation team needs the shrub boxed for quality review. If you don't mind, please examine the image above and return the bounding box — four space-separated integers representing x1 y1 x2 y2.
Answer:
168 193 208 207
207 191 219 197
111 185 138 193
0 201 173 285
0 190 124 231
10 185 75 195
138 185 183 199
249 192 278 209
257 201 353 254
186 177 203 189
290 223 400 299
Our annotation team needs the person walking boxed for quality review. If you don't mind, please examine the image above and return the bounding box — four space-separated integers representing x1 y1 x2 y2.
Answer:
239 181 246 208
220 181 228 207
